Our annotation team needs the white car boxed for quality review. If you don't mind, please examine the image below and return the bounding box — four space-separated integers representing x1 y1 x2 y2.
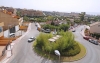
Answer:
28 37 36 42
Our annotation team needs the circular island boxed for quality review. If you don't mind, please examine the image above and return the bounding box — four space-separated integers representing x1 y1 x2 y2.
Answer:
33 31 86 62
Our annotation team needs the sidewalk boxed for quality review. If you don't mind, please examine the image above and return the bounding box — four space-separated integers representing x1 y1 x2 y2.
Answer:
1 47 12 63
15 30 25 37
80 25 87 37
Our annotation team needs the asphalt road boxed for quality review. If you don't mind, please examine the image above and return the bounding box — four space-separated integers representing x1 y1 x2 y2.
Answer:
8 25 100 63
64 25 100 63
8 23 43 63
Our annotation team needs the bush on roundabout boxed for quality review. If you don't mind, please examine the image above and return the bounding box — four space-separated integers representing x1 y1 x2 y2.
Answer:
34 31 81 57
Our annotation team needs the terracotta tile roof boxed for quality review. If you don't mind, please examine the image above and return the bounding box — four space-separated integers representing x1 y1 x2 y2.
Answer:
90 22 100 27
19 26 27 30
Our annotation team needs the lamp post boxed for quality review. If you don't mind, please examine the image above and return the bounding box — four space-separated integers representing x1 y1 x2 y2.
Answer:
8 25 12 55
54 50 60 63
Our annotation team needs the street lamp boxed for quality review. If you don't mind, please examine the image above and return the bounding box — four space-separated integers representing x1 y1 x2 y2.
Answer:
54 50 60 63
8 25 12 55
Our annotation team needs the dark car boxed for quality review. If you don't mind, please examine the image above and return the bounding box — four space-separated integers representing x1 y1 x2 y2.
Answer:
89 39 94 42
72 30 76 32
89 39 98 45
9 33 15 37
72 28 76 32
83 36 90 40
28 37 36 42
44 29 51 33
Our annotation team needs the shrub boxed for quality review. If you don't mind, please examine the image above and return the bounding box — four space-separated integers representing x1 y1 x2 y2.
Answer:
34 31 80 56
61 42 81 56
59 24 70 32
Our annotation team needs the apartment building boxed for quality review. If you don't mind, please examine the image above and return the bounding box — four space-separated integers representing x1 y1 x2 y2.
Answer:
0 10 19 30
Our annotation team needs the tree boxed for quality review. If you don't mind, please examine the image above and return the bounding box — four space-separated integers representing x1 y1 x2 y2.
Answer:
51 21 55 25
16 11 21 17
23 16 29 21
59 24 70 32
87 17 90 22
66 18 71 25
80 14 84 21
80 12 86 21
35 31 80 56
74 20 81 24
47 16 54 21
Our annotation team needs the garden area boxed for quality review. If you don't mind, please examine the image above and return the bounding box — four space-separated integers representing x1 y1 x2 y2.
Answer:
33 31 86 62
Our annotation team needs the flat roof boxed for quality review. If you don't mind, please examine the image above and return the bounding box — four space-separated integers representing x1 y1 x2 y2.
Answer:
90 22 100 27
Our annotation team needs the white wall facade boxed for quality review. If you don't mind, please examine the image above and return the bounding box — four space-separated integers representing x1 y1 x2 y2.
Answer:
4 30 9 38
15 25 19 32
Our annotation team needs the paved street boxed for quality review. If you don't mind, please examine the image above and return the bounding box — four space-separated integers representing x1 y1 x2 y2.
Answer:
8 25 100 63
65 25 100 63
8 23 43 63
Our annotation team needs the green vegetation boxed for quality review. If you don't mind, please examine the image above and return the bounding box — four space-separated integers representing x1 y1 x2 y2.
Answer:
61 42 86 62
33 41 86 61
80 12 85 21
90 33 100 39
16 11 21 16
33 31 81 58
42 24 70 32
74 20 81 24
23 16 29 21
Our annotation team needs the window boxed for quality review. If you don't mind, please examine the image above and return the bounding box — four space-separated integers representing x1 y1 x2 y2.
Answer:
0 26 3 33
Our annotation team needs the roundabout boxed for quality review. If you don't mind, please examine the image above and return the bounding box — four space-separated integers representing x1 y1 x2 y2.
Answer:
33 31 86 62
8 24 100 63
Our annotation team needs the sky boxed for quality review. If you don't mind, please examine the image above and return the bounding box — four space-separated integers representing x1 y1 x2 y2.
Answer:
0 0 100 15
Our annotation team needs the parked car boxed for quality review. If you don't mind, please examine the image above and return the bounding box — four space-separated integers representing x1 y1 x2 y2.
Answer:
72 28 76 32
83 36 90 40
89 39 98 45
28 37 36 42
9 33 15 37
72 29 76 32
44 29 51 33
